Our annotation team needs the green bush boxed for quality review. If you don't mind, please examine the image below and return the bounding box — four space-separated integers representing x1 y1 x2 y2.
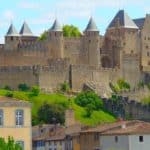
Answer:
0 136 22 150
31 86 40 96
3 85 12 91
18 83 30 91
60 82 70 93
38 103 65 124
75 91 103 111
5 91 13 97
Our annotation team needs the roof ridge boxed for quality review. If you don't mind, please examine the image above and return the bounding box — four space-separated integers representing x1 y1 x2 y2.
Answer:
6 23 19 36
20 21 33 36
85 17 99 31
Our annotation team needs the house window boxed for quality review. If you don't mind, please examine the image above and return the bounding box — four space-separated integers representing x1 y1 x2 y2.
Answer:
15 110 24 126
16 141 24 150
115 136 118 143
139 136 144 142
0 110 3 126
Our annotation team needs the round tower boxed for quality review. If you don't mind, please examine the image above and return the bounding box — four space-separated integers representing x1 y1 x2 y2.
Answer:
83 17 100 67
48 19 64 59
4 23 20 50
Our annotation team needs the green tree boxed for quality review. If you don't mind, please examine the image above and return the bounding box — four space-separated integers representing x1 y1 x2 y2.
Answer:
75 91 103 110
0 136 22 150
63 25 81 37
38 31 48 41
38 103 65 124
18 83 30 91
31 86 40 96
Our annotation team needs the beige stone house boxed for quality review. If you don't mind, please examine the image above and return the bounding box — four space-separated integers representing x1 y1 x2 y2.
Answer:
0 96 32 150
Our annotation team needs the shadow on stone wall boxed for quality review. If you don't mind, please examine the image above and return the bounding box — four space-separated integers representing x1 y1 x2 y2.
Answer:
102 96 150 121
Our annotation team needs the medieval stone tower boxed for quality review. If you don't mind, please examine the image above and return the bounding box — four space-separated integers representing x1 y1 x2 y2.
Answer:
47 19 64 59
0 10 149 94
82 17 100 67
4 24 20 51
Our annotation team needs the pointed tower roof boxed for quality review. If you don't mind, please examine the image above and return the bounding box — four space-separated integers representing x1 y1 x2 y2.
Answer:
6 23 19 36
50 19 62 31
20 21 33 36
108 10 138 29
85 17 99 31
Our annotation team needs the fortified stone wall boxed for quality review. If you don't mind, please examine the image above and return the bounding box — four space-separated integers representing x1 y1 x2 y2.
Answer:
0 66 39 89
38 58 70 92
71 65 121 95
121 53 141 87
103 96 150 121
64 37 81 64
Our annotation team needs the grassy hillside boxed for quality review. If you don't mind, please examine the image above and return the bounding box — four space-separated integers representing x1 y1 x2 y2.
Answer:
0 89 116 126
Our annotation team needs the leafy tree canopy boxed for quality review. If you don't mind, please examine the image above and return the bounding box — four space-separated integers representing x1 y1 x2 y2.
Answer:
38 25 81 41
38 103 66 124
75 91 103 111
63 25 81 37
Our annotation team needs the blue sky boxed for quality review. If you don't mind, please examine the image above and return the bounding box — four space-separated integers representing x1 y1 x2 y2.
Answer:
0 0 149 43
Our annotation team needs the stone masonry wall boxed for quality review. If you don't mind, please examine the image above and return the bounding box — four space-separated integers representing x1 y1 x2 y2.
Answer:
0 66 39 89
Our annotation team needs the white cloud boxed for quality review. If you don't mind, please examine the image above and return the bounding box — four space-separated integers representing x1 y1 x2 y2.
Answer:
19 1 40 9
3 10 15 21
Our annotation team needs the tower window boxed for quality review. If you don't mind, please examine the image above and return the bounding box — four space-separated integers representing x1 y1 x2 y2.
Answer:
11 37 13 41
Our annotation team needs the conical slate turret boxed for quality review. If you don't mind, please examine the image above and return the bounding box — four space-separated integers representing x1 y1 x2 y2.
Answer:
85 17 99 31
50 19 62 31
6 23 19 36
108 10 138 29
20 21 33 36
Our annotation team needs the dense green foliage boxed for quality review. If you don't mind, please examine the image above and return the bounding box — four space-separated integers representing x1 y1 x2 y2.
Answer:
18 83 30 91
75 91 103 117
38 25 81 41
75 91 103 110
31 86 40 96
5 91 13 97
0 137 22 150
110 79 130 93
63 25 81 37
3 85 12 91
38 103 65 124
0 89 115 126
38 31 48 41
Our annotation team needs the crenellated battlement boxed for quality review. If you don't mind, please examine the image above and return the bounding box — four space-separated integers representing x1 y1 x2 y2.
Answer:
18 41 47 51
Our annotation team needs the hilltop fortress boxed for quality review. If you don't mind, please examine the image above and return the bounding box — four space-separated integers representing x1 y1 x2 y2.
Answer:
0 10 150 95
